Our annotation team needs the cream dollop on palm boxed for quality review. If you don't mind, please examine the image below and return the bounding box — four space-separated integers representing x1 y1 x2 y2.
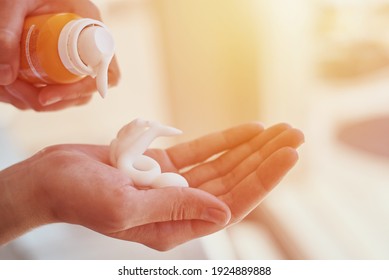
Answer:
110 118 189 188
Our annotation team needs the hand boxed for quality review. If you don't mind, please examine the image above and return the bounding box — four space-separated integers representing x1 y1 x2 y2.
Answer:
0 0 120 111
137 122 304 249
0 122 303 250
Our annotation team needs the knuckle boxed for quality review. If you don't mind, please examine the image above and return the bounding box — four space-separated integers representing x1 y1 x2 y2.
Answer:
0 29 19 51
105 209 128 230
170 205 186 221
168 189 188 221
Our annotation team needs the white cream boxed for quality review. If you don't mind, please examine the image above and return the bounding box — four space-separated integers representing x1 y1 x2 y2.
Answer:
110 119 189 188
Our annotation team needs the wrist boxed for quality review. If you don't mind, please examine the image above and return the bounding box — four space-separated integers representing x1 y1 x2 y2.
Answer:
0 160 52 244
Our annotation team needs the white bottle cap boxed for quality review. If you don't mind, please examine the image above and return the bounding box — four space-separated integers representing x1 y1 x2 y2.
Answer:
58 18 115 98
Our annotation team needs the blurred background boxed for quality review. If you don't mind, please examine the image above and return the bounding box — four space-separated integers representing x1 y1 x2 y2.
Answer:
1 0 389 259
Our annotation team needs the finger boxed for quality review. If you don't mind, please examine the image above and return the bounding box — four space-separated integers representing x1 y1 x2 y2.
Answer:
31 0 102 19
34 95 93 111
167 122 264 170
0 86 30 110
110 219 222 251
4 79 41 107
199 128 304 196
4 79 93 111
3 79 93 111
183 123 291 187
221 147 299 223
38 57 120 106
120 187 231 229
38 77 96 106
0 0 28 84
259 128 304 160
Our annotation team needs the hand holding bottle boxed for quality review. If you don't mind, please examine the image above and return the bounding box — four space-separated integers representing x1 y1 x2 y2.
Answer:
0 0 120 111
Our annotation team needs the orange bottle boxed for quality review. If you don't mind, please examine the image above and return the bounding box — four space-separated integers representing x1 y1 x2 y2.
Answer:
19 13 115 98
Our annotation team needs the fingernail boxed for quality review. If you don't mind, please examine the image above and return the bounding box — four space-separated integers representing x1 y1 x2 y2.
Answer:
4 84 29 108
0 64 14 85
41 96 63 106
203 208 230 226
4 84 25 101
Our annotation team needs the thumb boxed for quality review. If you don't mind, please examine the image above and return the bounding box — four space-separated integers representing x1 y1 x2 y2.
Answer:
127 187 231 227
0 1 27 85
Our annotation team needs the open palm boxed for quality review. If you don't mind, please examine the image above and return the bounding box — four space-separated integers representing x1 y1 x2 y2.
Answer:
110 122 304 250
0 122 303 249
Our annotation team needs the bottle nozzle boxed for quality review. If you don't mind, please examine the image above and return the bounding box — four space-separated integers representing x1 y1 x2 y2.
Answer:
78 26 115 98
58 18 115 99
